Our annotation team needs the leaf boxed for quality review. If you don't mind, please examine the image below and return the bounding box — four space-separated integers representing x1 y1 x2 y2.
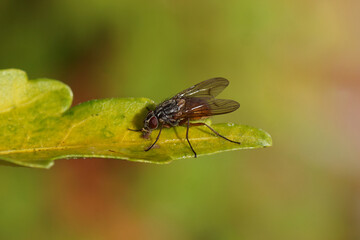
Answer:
0 69 272 169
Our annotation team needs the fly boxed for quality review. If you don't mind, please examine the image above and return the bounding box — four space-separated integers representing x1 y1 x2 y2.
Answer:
130 77 241 158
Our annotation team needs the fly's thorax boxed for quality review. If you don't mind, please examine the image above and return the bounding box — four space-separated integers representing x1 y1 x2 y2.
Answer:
153 98 185 126
155 98 185 116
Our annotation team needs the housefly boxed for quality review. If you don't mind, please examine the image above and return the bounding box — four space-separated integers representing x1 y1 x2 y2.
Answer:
130 78 240 158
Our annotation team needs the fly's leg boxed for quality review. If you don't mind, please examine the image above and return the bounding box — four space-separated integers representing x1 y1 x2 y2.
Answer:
128 128 142 132
186 119 197 158
145 125 163 151
188 122 241 144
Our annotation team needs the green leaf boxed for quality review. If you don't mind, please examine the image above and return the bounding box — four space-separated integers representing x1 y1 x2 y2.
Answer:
0 69 272 169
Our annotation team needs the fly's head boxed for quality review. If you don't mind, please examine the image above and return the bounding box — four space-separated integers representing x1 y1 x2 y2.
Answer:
142 110 159 139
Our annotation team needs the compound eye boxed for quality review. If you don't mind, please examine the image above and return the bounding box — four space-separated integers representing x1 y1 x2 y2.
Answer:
149 116 158 129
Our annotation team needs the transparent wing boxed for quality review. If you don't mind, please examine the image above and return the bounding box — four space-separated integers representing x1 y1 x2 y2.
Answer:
180 97 240 119
175 78 229 98
207 98 240 115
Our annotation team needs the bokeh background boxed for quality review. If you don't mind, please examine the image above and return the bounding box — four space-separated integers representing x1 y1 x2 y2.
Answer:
0 0 359 239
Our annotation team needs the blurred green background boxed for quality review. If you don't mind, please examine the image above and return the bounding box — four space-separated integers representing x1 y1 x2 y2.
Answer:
0 0 359 239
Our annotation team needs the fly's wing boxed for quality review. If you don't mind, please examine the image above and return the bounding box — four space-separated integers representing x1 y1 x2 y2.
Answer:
207 98 240 115
175 78 229 99
179 97 240 119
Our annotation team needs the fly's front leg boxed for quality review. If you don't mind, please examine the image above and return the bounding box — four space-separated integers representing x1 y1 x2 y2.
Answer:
145 125 163 151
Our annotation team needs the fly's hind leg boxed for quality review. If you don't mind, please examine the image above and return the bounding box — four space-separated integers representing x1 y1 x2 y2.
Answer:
185 121 241 145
